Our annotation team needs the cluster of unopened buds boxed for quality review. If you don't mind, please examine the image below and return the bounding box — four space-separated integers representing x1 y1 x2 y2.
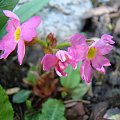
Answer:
0 10 115 83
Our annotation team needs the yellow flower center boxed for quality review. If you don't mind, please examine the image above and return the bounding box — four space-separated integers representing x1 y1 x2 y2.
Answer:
87 47 96 60
14 27 21 42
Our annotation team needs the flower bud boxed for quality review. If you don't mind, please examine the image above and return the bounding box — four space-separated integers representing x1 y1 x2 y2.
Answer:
46 33 57 48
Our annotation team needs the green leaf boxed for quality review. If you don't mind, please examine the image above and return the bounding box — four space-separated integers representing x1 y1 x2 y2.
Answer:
26 65 38 85
26 72 37 85
13 90 32 103
0 0 19 31
60 62 81 89
25 113 41 120
0 85 14 120
70 83 90 100
29 66 38 71
0 25 6 39
15 0 49 23
39 99 66 120
26 100 32 109
25 98 66 120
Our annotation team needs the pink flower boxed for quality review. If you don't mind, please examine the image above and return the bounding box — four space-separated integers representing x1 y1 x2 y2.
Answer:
0 10 41 65
41 50 77 76
68 34 88 62
70 34 114 83
101 34 115 44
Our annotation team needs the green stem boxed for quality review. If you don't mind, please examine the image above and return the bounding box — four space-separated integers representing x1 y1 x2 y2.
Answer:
55 42 71 49
35 38 47 47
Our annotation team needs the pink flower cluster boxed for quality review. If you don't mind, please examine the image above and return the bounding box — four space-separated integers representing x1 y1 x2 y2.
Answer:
42 34 114 83
0 10 41 65
0 10 114 83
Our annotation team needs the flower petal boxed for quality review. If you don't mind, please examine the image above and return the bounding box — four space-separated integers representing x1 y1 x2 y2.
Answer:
68 46 80 62
101 34 115 44
70 33 86 46
96 67 106 74
68 43 88 62
56 50 77 70
41 54 57 71
6 19 16 32
17 39 25 65
3 10 20 29
3 10 20 21
55 65 67 76
92 55 111 73
21 16 41 42
56 50 71 62
80 60 93 83
0 32 16 59
94 39 113 55
58 61 68 70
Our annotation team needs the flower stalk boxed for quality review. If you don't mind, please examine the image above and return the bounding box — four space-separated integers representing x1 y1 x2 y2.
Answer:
55 42 71 49
35 38 47 48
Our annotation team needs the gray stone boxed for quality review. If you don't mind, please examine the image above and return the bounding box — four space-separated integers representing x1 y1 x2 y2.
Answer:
15 0 92 42
37 0 92 42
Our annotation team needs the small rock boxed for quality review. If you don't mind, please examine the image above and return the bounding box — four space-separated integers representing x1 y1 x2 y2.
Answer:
104 108 120 119
37 0 92 42
74 102 85 116
6 87 20 95
83 6 118 19
91 101 109 120
109 0 120 7
114 18 120 35
66 102 85 120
